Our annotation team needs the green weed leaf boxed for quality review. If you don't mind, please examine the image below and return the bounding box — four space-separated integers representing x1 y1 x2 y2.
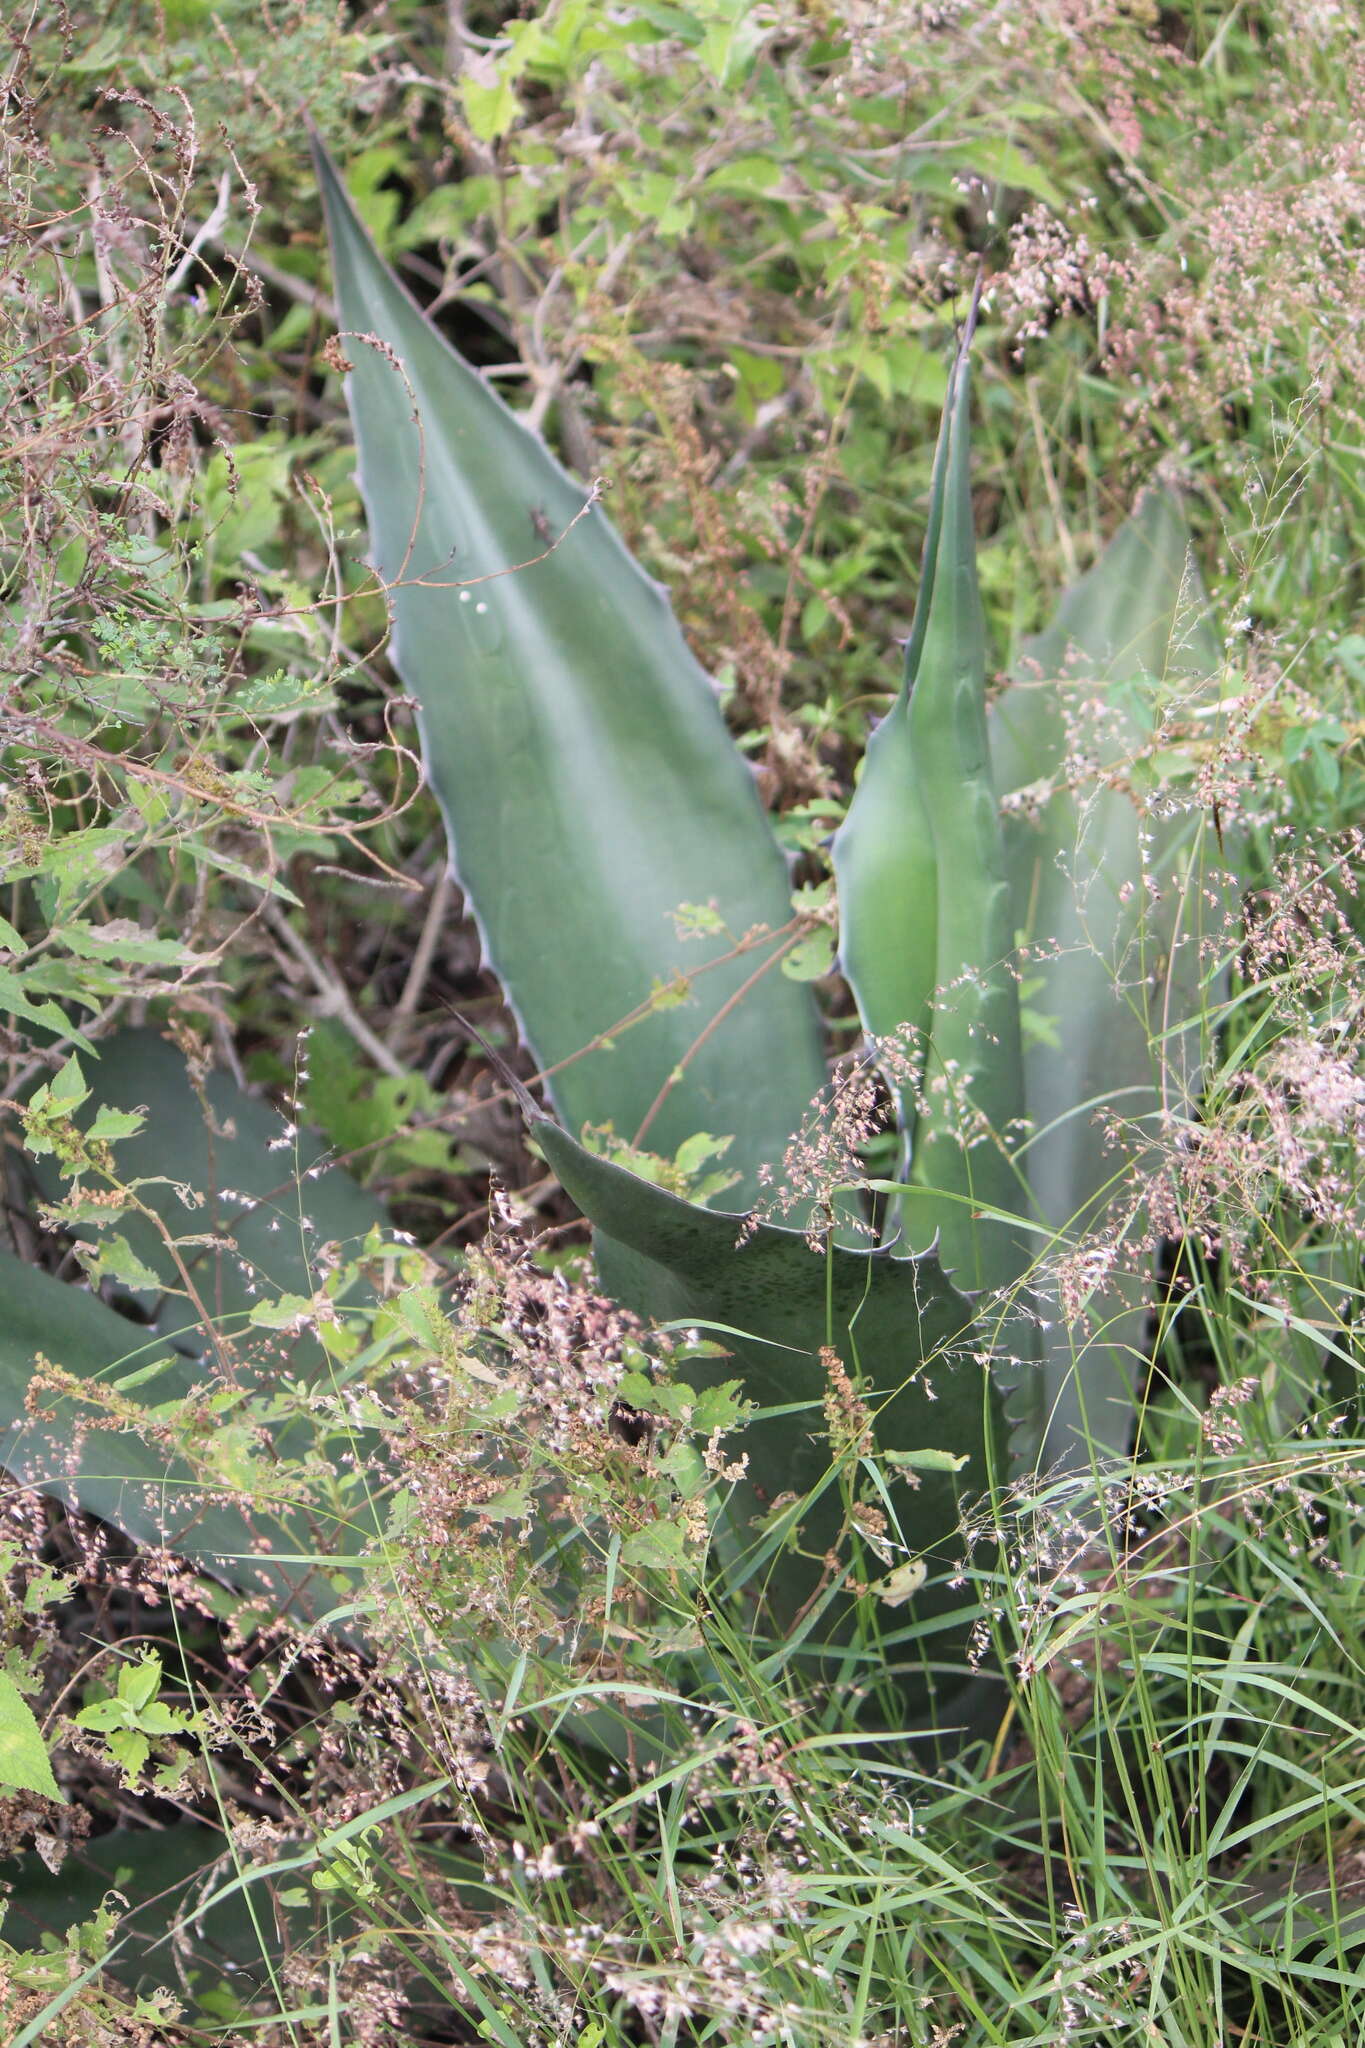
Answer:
0 1674 61 1802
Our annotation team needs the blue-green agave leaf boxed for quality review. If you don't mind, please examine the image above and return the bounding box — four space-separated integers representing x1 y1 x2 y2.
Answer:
991 487 1226 1465
534 1115 1001 1724
9 1028 399 1618
315 142 827 1196
0 1248 365 1626
26 1027 392 1360
833 300 1032 1344
0 1822 338 2004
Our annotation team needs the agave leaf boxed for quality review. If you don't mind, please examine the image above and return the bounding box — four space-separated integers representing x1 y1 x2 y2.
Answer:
25 1027 393 1360
0 1249 360 1625
315 143 827 1197
9 1028 399 1615
534 1115 999 1722
991 488 1226 1465
0 1823 341 2004
833 302 1031 1327
830 402 947 1198
1 1810 488 2006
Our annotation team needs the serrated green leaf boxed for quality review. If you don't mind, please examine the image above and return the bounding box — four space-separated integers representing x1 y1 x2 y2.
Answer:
535 1115 999 1724
704 154 783 195
231 671 338 719
460 58 523 142
0 969 94 1053
106 1728 151 1781
0 1249 361 1626
614 1369 657 1409
48 1054 89 1106
0 1673 61 1801
30 826 129 918
74 1233 163 1292
86 1104 146 1143
73 1696 125 1732
248 1292 317 1329
656 1439 708 1497
31 1028 391 1359
314 143 827 1201
125 776 172 827
479 1481 532 1521
137 1702 186 1736
58 920 201 968
119 1652 162 1712
621 1517 693 1570
180 840 301 902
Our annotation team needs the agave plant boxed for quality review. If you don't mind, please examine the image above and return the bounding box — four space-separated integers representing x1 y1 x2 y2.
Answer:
316 123 1230 1691
0 156 1229 1753
0 149 1240 2006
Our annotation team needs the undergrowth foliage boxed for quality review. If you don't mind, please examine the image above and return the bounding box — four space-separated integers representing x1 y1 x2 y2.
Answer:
0 5 1363 2046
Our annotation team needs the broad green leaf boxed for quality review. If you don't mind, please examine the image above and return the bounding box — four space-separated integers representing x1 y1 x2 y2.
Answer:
0 967 95 1053
460 53 523 142
991 488 1226 1465
180 839 301 903
621 1517 693 1571
57 921 202 968
0 1823 335 2002
698 9 771 85
831 377 949 1201
120 1651 162 1713
2 1801 485 2003
11 1029 403 1618
314 143 827 1200
28 1027 393 1360
0 1249 362 1626
534 1116 1000 1724
0 1673 61 1801
71 1234 163 1296
834 305 1031 1321
951 135 1064 210
705 154 783 195
884 1446 971 1474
